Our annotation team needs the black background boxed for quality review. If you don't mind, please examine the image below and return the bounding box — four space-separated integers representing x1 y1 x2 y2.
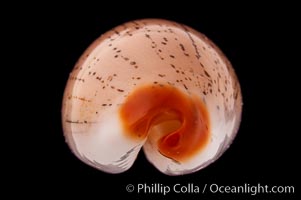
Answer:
13 2 298 199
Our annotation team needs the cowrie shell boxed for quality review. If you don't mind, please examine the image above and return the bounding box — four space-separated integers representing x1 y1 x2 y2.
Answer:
62 19 242 175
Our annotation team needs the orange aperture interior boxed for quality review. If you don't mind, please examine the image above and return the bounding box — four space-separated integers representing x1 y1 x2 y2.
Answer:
119 85 210 162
